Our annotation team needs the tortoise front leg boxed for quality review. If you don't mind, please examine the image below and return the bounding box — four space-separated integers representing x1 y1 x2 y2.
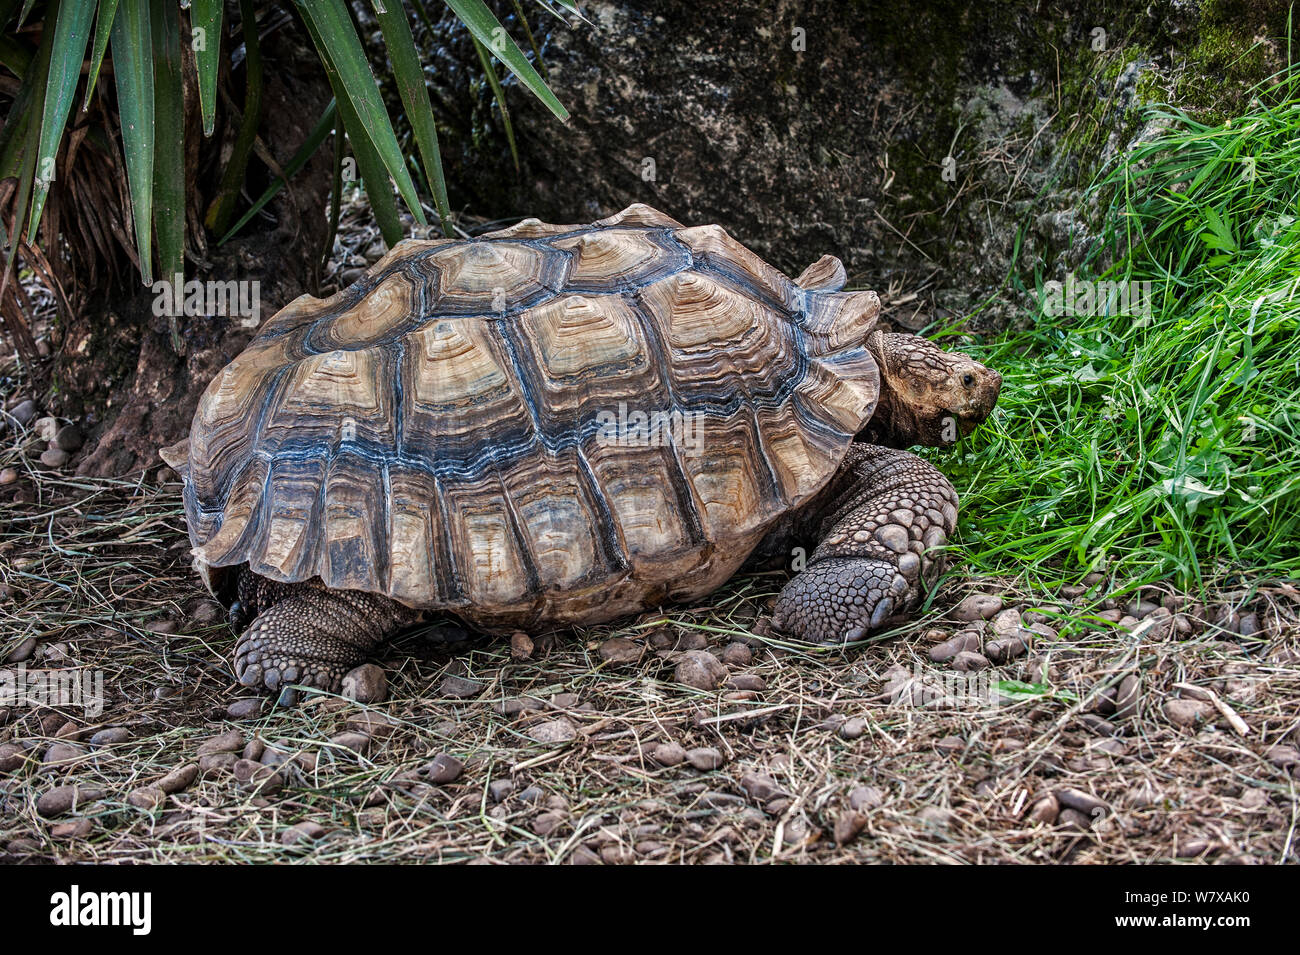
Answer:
772 444 958 645
233 578 420 704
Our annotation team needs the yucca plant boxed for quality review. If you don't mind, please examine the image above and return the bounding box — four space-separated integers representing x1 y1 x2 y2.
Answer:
0 0 576 366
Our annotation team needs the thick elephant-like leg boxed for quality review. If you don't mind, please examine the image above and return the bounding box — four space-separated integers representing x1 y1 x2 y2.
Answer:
772 444 958 645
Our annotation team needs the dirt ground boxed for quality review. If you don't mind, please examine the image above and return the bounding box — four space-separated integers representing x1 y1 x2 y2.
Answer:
1 462 1297 864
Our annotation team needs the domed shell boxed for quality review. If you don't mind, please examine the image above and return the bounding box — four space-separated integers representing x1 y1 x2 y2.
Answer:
164 204 882 630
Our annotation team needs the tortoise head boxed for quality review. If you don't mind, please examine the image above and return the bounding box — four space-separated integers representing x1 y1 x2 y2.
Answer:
860 331 1001 448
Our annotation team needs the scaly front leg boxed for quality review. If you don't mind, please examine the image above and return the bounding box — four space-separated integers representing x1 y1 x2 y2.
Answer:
772 444 958 645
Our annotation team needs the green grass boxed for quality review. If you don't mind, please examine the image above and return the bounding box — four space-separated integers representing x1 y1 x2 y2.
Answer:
942 70 1300 594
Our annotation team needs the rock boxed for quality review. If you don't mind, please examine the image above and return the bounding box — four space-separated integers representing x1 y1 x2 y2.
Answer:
849 785 883 811
953 593 1002 621
197 729 243 756
929 630 981 662
226 699 263 720
42 742 86 768
950 650 989 671
438 673 484 699
674 650 728 691
509 630 535 660
1027 793 1059 824
342 664 388 703
1056 787 1108 818
37 785 102 817
50 818 94 840
598 636 641 665
686 746 724 771
1113 673 1141 720
329 732 371 754
5 637 36 663
0 467 16 485
38 448 69 468
158 763 200 793
54 425 83 452
0 742 24 773
530 718 578 744
8 398 37 427
281 821 326 846
839 717 867 740
199 752 237 774
652 741 686 766
127 786 165 809
720 642 752 666
1164 699 1213 727
88 727 131 747
488 778 514 802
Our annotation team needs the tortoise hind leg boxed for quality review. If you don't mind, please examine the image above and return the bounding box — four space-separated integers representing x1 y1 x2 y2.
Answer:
772 445 958 645
233 580 420 703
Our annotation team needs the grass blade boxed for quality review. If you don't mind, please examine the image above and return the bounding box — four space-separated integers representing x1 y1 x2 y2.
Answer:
152 0 185 351
189 0 223 137
28 0 96 236
370 0 453 236
293 0 426 228
442 0 568 120
81 0 120 110
110 0 155 284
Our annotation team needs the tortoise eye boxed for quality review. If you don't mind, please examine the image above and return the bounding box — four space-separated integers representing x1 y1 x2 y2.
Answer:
962 373 975 387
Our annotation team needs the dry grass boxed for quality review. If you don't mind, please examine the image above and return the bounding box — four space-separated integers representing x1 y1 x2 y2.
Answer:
1 459 1297 864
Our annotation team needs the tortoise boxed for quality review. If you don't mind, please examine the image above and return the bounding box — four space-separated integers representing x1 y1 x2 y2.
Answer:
161 204 1001 701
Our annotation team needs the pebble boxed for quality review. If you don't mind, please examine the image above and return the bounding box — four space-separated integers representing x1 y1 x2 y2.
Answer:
509 630 535 660
37 784 103 817
1027 793 1059 824
158 763 200 793
686 746 724 770
950 650 989 671
929 630 981 662
1056 787 1108 818
839 717 867 740
42 742 86 767
197 729 243 756
0 742 23 773
329 732 371 754
342 664 388 703
8 398 37 427
675 650 728 691
127 786 165 810
952 593 1002 621
226 699 263 720
38 448 68 468
530 718 578 744
720 642 752 666
532 811 566 835
438 673 484 699
5 637 36 663
652 741 686 766
54 424 83 452
417 752 463 785
281 821 326 846
488 778 514 802
598 636 641 665
1164 698 1212 727
88 727 131 747
849 785 883 811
